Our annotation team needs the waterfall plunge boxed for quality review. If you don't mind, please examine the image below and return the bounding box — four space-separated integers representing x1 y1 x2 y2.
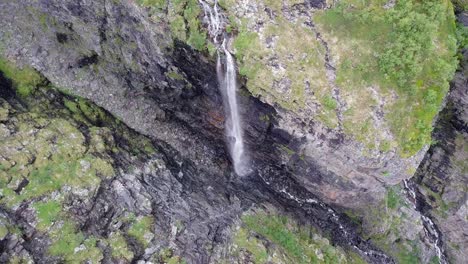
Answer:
201 0 249 176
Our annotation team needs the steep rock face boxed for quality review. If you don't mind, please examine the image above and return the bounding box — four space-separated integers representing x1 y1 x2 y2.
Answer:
0 0 465 263
0 74 382 262
412 34 468 263
0 0 434 212
217 0 458 208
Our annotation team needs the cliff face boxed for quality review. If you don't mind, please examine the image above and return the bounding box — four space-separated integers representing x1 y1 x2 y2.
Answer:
412 27 468 263
219 0 458 208
0 0 466 263
0 0 458 211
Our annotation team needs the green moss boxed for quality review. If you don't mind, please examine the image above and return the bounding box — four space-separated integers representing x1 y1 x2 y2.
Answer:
128 216 154 247
0 223 8 239
77 98 109 124
421 186 453 218
243 214 304 261
8 256 31 264
74 237 104 263
360 185 428 263
166 71 185 80
207 42 217 57
233 211 350 263
34 200 62 231
233 30 260 60
170 15 187 41
395 241 420 264
322 95 337 110
0 58 44 97
346 250 367 264
167 0 208 51
49 221 84 257
47 220 103 263
136 0 166 8
0 100 117 208
379 140 392 152
108 232 134 261
386 187 400 209
0 62 160 263
187 30 207 51
233 228 269 263
158 248 186 264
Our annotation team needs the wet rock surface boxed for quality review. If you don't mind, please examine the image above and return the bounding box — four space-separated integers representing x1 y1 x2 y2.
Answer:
0 0 466 263
0 81 392 263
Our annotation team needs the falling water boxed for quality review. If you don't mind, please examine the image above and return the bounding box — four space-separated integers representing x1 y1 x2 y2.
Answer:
200 0 249 175
403 179 447 264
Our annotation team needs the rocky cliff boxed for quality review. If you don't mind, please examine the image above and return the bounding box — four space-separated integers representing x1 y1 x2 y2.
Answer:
0 0 466 263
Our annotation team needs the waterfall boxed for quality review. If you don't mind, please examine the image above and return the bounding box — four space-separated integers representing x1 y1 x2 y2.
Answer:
200 0 249 176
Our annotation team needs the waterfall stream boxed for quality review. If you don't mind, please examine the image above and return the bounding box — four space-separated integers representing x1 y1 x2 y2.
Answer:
403 179 447 264
200 0 249 176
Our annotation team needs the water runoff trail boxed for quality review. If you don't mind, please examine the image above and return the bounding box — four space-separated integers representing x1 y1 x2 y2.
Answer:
199 0 249 176
403 180 448 264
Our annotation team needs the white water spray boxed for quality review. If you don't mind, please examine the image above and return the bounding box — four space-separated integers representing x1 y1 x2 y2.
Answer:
403 180 447 264
200 0 249 175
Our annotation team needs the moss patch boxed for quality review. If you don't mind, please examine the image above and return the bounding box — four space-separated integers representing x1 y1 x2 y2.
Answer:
232 13 333 123
127 215 154 247
135 0 208 51
0 58 44 97
229 210 365 263
107 232 134 261
34 200 62 231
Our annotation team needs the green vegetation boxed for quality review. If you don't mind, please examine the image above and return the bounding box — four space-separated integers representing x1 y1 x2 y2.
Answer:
457 21 468 50
0 56 161 263
47 220 103 263
166 70 185 80
452 0 468 11
136 0 166 9
0 113 114 207
158 248 186 264
315 0 458 156
230 7 336 125
0 58 44 97
386 187 401 209
231 210 364 263
359 186 429 264
108 232 134 261
48 221 84 257
128 215 154 247
322 95 337 110
34 200 62 231
135 0 208 51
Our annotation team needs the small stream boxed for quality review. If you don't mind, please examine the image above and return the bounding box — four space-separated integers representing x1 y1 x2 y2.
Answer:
403 179 447 264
